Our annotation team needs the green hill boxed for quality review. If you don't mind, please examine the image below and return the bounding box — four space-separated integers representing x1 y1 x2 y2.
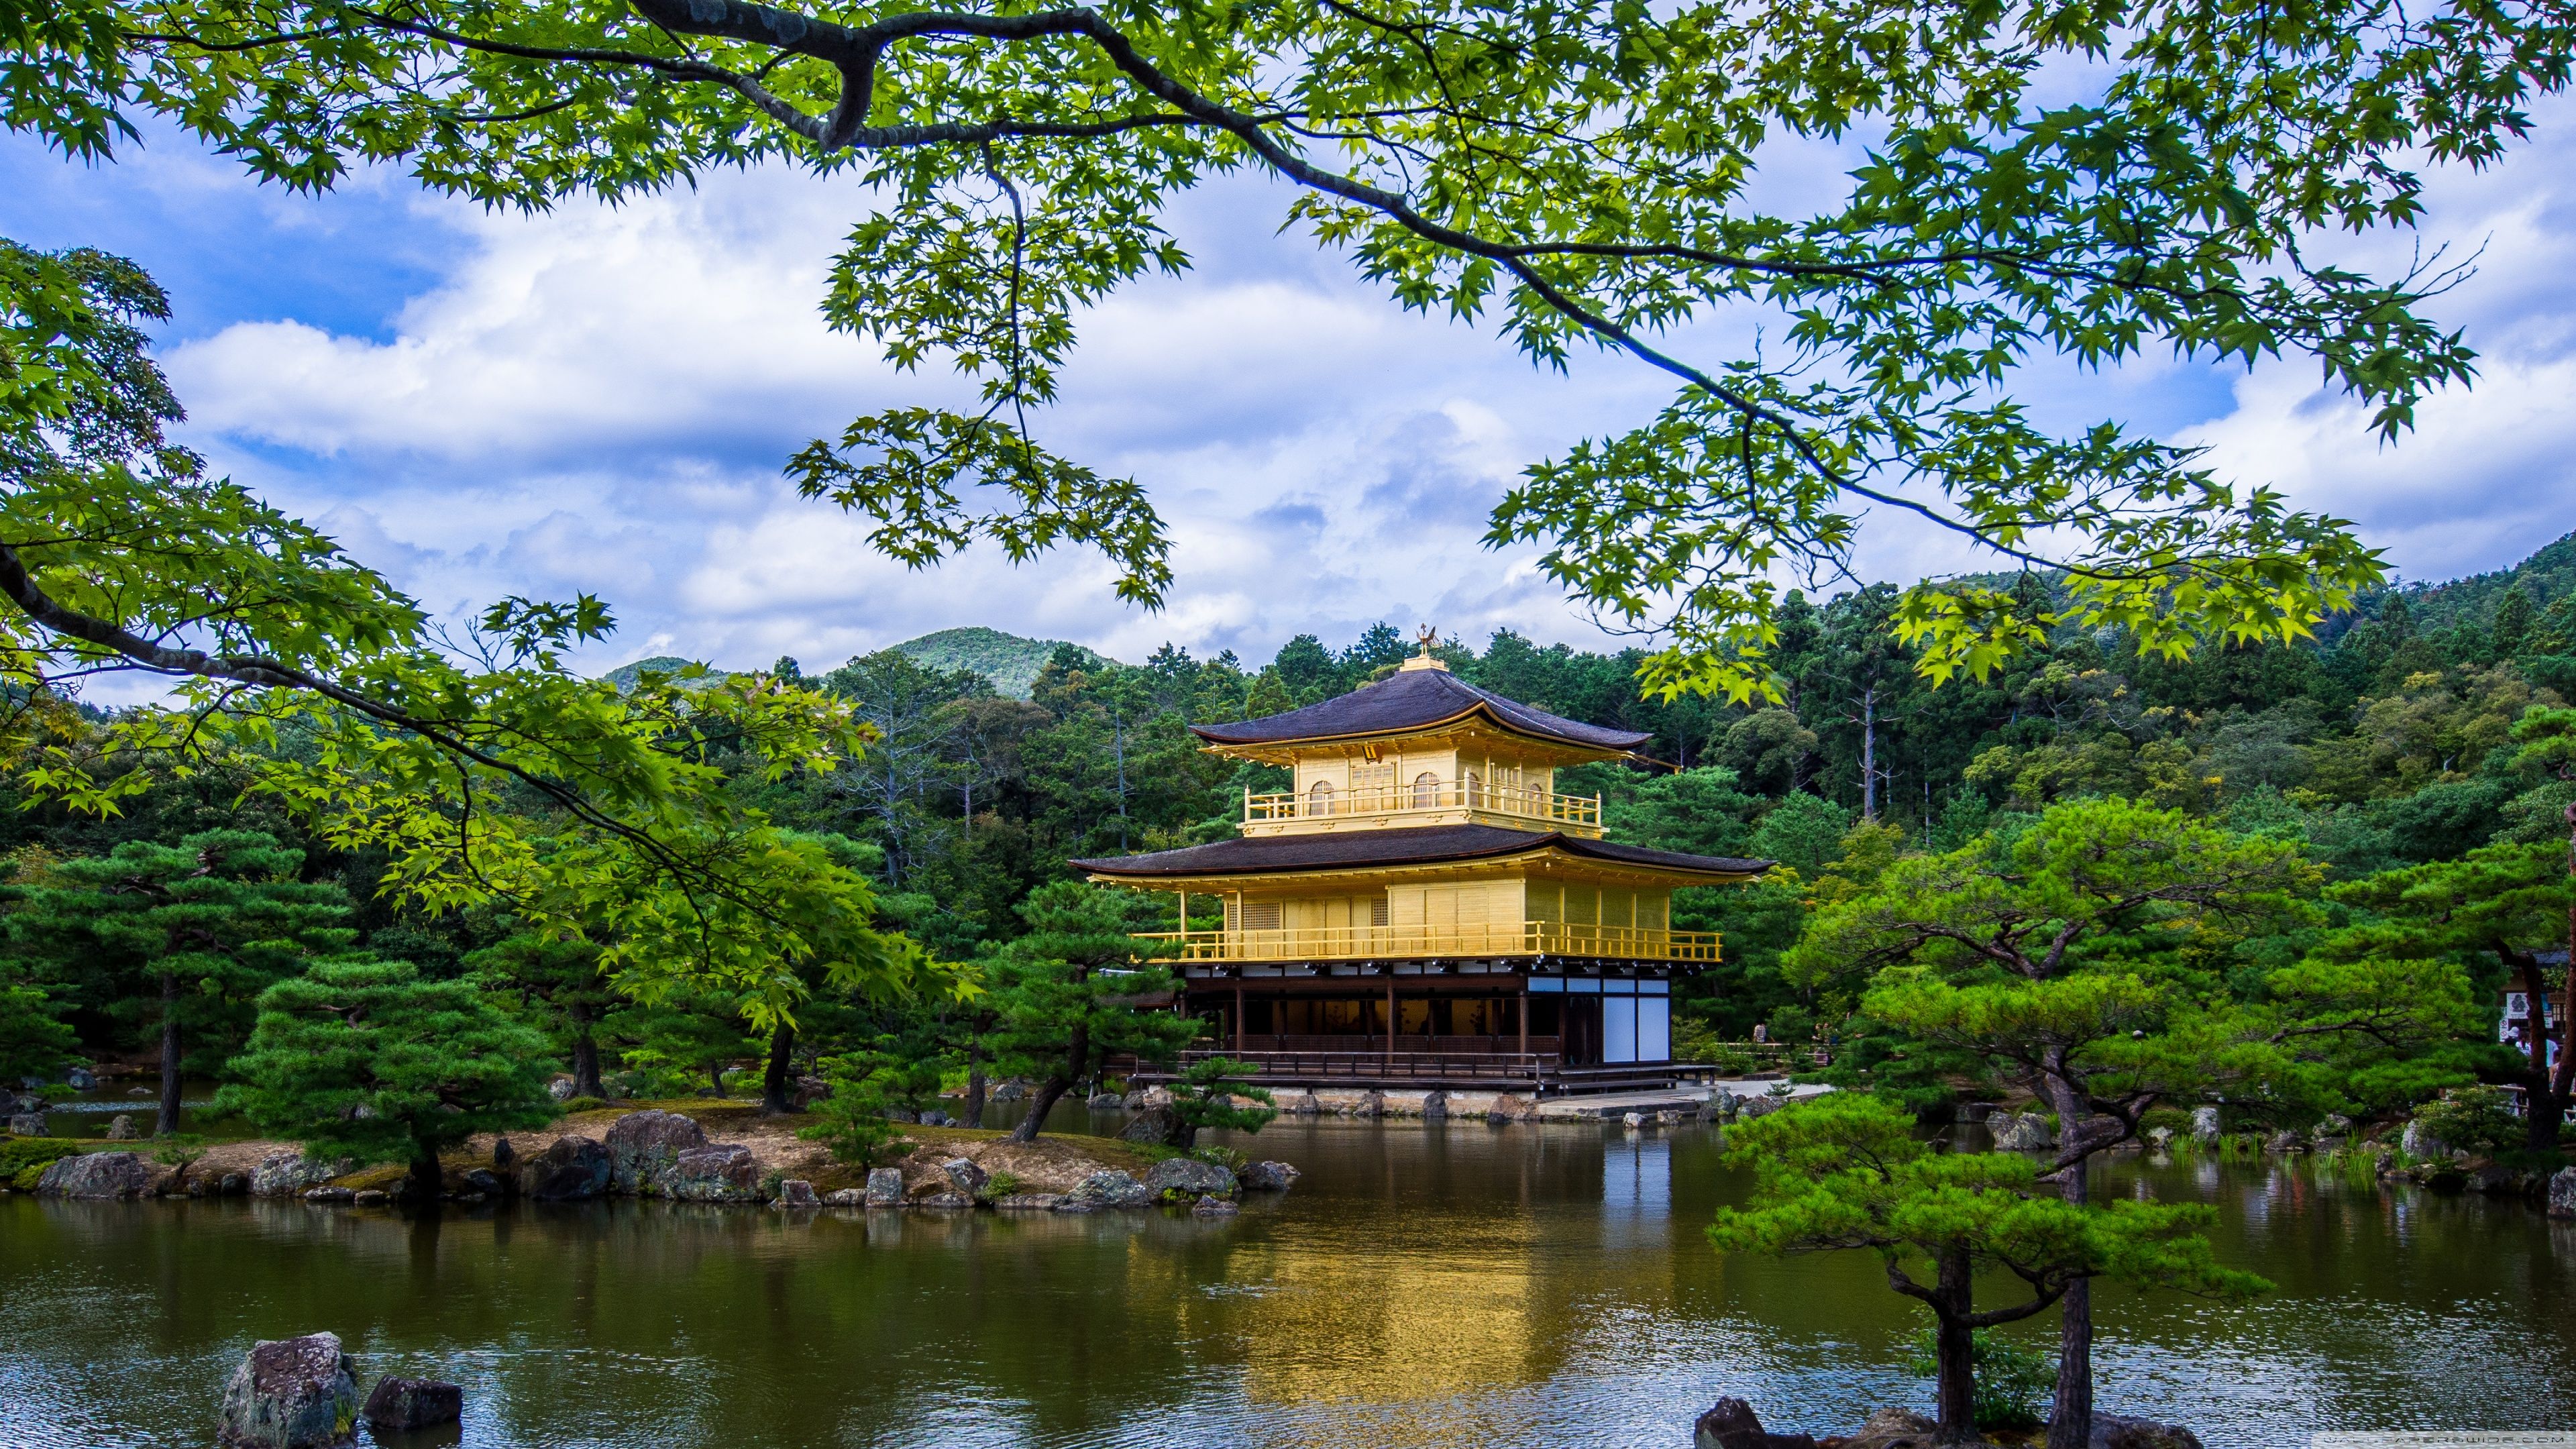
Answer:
891 627 1108 698
600 655 710 693
2400 530 2576 629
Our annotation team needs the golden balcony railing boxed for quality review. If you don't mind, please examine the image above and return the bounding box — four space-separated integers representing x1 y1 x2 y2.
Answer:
1136 921 1719 963
1245 779 1601 828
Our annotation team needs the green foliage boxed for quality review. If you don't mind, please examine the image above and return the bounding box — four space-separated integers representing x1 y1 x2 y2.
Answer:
0 239 949 1032
2411 1086 2526 1157
0 981 74 1083
215 959 557 1178
890 629 1103 701
0 830 352 1093
1711 1093 2265 1299
1167 1057 1277 1148
1904 1329 2055 1432
980 1171 1024 1201
0 1136 85 1184
798 1021 951 1167
25 0 2563 695
987 883 1195 1138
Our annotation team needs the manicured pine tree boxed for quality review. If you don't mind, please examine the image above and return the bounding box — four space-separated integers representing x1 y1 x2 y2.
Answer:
1786 798 2324 1449
989 882 1195 1142
2322 706 2576 1152
1165 1056 1276 1150
1 830 353 1134
465 929 616 1099
0 981 75 1085
217 958 557 1201
1709 1094 2265 1444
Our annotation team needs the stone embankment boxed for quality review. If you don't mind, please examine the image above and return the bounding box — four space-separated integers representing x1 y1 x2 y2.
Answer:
14 1104 1300 1214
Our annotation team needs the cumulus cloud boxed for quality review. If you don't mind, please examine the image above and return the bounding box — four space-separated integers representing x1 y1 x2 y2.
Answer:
10 99 2572 684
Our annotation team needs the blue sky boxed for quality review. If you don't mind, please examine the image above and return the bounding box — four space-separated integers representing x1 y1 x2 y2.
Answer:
7 103 2574 681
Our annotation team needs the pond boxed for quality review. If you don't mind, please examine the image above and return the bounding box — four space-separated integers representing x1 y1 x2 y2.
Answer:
3 1113 2571 1448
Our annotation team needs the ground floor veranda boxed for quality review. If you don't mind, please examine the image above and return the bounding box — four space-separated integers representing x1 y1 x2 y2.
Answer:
1144 958 1695 1094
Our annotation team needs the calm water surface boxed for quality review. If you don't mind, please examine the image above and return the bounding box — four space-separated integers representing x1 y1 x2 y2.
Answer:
3 1116 2571 1448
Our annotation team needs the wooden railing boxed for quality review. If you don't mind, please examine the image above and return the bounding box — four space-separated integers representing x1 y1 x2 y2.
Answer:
1245 779 1601 829
1138 921 1720 963
1179 1046 1559 1085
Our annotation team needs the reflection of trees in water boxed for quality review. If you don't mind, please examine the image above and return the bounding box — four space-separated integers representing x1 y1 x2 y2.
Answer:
5 1147 2576 1443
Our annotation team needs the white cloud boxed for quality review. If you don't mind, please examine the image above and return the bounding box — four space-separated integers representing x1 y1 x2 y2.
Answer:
119 99 2576 680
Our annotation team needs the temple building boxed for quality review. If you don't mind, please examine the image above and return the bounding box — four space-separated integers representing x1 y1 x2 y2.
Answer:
1073 637 1769 1093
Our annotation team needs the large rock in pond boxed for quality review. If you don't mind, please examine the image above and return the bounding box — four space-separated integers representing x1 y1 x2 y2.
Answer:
1990 1112 2057 1152
1143 1157 1237 1201
1065 1169 1152 1209
2190 1106 2222 1142
217 1332 360 1448
1831 1407 1937 1449
519 1136 611 1201
105 1114 138 1140
1237 1160 1300 1193
1118 1105 1187 1148
771 1179 819 1209
604 1110 707 1193
2090 1414 2205 1449
250 1152 341 1198
2400 1118 2450 1161
863 1167 905 1208
1692 1397 1818 1449
37 1151 155 1199
362 1377 461 1432
939 1157 989 1197
2549 1166 2576 1220
7 1112 46 1137
660 1143 760 1202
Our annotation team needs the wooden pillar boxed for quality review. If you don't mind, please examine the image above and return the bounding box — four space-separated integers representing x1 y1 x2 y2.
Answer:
1517 981 1529 1055
1234 981 1245 1053
1385 977 1397 1069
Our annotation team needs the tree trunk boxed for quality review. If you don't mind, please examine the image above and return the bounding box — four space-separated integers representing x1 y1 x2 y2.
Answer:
2043 1063 2094 1449
1010 1075 1074 1142
569 1002 605 1100
961 1038 987 1129
156 971 182 1136
2522 956 2561 1151
1932 1244 1980 1444
1009 1019 1090 1144
409 1149 443 1203
761 1020 797 1115
1860 686 1879 822
709 1060 729 1097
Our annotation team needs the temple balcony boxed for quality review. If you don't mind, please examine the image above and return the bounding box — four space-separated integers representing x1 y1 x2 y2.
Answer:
1136 921 1720 964
1241 778 1603 837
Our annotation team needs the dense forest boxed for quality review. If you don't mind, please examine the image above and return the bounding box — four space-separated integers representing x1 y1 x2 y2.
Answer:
5 532 2573 1154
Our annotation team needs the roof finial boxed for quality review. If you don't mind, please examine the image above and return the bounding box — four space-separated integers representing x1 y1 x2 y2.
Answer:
1399 624 1450 672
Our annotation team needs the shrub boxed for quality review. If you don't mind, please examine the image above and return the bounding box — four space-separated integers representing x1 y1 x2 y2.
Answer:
1905 1328 2055 1430
981 1171 1024 1201
2413 1085 2523 1157
0 1136 85 1185
558 1096 610 1115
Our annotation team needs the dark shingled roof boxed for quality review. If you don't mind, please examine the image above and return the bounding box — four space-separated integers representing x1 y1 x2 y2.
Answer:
1074 824 1768 880
1191 666 1652 753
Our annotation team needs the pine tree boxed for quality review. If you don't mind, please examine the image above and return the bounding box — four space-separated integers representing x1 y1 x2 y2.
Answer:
1710 1094 2265 1444
988 882 1195 1142
1 830 352 1133
217 958 557 1201
465 930 616 1099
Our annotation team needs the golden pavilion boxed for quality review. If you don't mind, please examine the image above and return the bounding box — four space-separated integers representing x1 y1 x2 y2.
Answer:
1074 637 1769 1091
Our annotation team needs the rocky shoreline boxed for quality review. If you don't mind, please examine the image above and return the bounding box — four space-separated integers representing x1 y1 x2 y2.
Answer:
12 1103 1298 1214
